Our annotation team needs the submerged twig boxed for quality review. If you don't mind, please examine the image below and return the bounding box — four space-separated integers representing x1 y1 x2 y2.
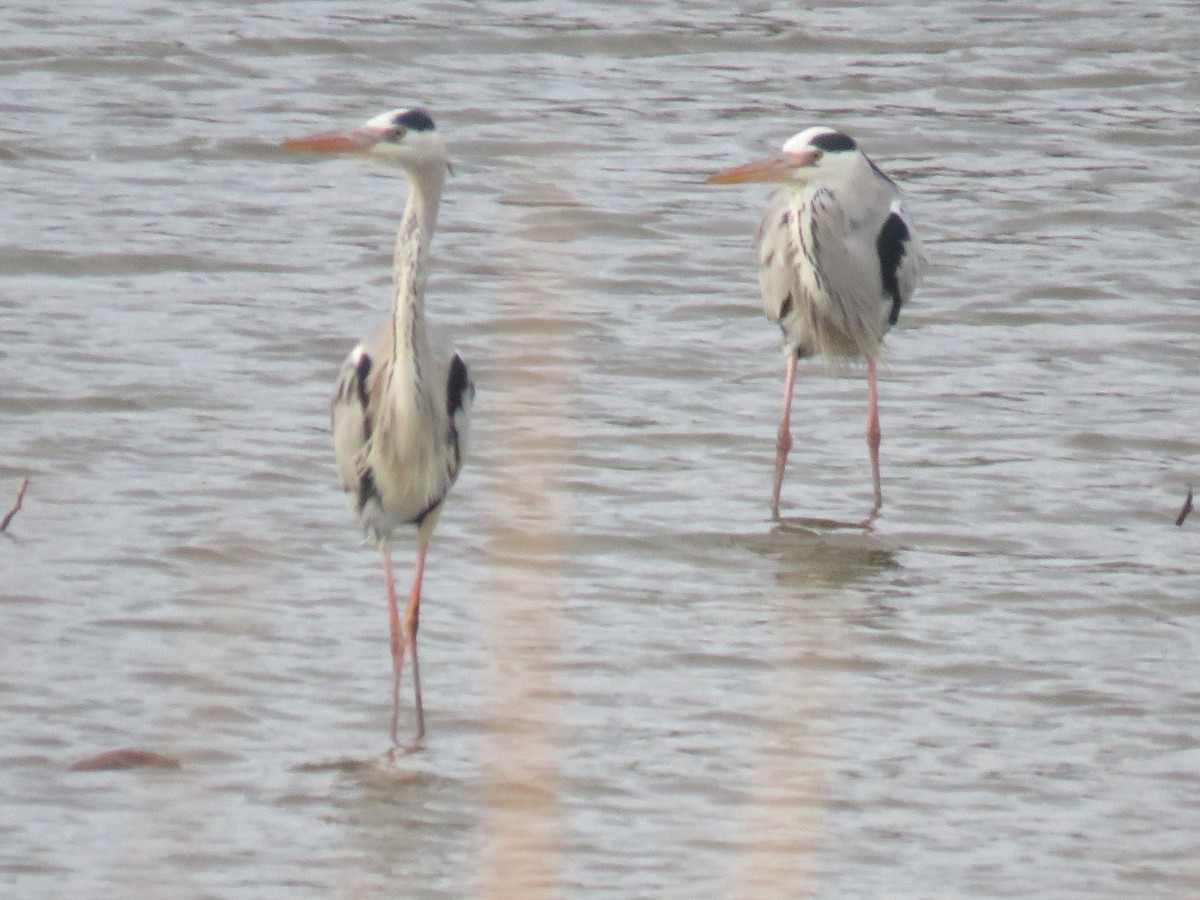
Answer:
1177 486 1194 527
0 478 29 532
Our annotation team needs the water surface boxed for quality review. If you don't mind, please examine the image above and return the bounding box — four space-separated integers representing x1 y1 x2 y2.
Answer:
3 2 1199 897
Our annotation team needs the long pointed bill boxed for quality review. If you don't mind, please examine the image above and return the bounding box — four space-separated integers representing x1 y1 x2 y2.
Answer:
707 150 819 184
282 127 383 154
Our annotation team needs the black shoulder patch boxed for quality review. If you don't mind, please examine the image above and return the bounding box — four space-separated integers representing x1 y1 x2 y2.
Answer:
394 108 436 132
353 352 372 407
357 468 378 513
446 353 472 417
810 131 857 153
877 212 910 325
352 352 374 440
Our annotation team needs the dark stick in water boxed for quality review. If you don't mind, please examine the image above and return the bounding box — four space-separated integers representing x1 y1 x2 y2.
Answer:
1176 486 1194 527
0 478 28 532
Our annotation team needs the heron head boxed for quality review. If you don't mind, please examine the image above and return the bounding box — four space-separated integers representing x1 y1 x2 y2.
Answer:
284 107 449 177
708 126 861 187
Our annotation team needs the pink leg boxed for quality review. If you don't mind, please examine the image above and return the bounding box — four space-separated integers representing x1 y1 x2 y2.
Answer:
381 544 406 747
771 355 799 520
866 357 882 512
404 539 429 743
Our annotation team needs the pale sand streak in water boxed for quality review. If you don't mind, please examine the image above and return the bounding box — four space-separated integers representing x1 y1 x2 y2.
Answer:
478 166 572 897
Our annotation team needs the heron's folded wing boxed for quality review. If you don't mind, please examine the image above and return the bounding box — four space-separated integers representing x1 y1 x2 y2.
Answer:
754 191 798 324
331 343 375 496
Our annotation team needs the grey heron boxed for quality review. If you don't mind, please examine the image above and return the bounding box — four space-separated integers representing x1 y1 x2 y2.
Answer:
708 126 924 521
284 108 474 747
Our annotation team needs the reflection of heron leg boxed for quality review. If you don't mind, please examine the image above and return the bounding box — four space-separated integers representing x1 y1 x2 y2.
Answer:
771 354 799 519
404 539 428 743
866 357 882 513
381 543 406 748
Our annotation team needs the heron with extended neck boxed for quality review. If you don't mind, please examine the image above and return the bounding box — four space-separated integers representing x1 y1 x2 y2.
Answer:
709 126 925 521
284 108 474 747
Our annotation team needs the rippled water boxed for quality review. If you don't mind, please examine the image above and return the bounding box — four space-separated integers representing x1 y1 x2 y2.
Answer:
3 2 1199 897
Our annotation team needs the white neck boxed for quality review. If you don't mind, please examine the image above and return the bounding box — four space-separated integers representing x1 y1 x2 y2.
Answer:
389 167 445 375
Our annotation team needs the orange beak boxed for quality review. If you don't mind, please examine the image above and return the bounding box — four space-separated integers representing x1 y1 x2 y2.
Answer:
282 127 383 154
707 150 819 184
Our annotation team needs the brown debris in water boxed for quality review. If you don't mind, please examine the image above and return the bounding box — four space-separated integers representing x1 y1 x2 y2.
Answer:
70 748 181 772
1177 487 1194 527
1 478 29 532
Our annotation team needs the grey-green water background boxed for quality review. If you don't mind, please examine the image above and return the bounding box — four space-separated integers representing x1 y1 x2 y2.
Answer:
3 2 1199 897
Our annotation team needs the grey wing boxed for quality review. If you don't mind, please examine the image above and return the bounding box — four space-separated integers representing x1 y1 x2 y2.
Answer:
798 189 925 357
811 199 890 325
754 190 797 325
331 341 377 504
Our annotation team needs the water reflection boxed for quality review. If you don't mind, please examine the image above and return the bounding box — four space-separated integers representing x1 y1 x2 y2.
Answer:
736 521 899 591
730 521 891 895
